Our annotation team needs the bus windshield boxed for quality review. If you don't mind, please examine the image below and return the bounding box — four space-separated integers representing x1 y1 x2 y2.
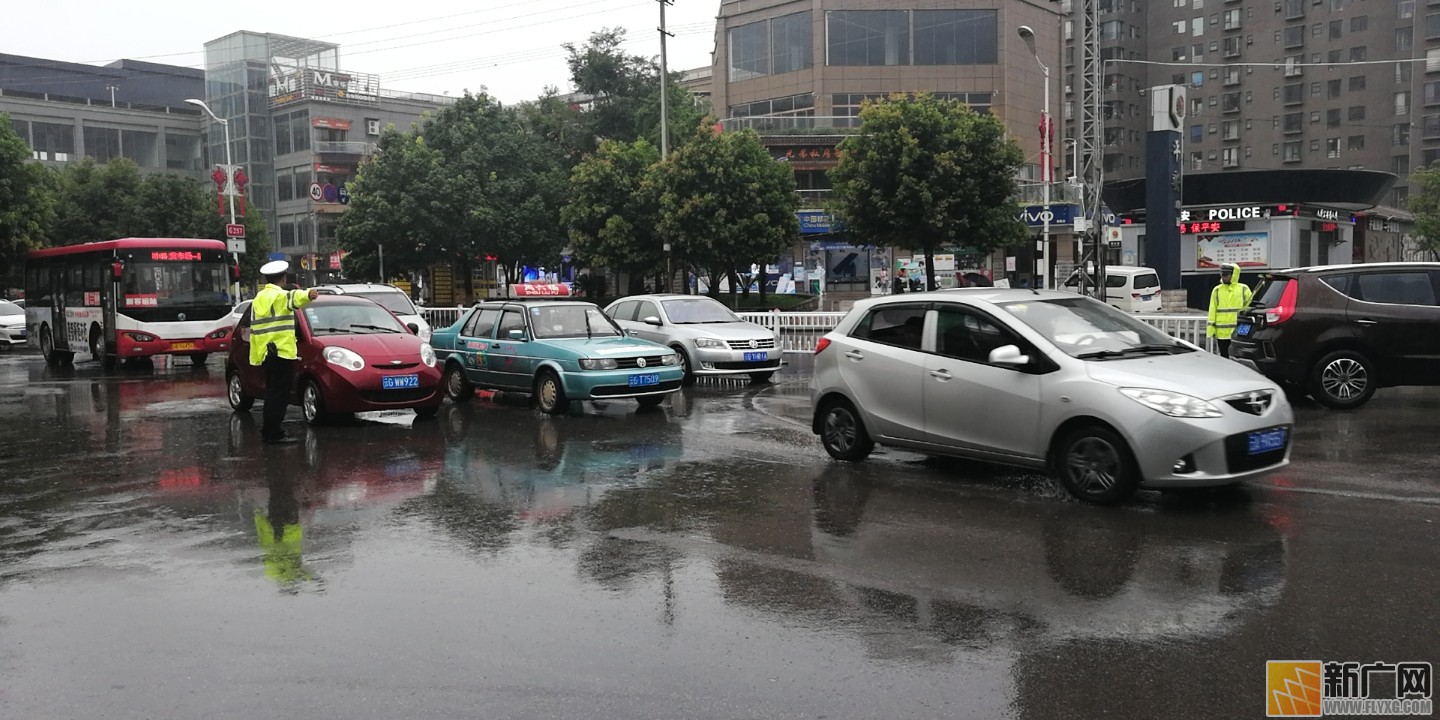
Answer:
122 262 230 308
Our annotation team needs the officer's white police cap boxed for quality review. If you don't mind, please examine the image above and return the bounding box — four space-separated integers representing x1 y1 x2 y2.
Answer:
260 260 289 276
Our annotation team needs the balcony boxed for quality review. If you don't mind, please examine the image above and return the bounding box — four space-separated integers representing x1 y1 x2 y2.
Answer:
313 141 376 157
797 189 833 204
722 116 860 135
1015 181 1083 206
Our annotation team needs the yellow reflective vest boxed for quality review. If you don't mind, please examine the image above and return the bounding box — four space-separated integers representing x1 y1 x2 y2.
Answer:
248 283 313 366
1207 265 1254 340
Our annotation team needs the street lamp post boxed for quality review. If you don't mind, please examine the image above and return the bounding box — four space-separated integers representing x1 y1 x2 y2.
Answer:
185 98 240 304
1019 26 1050 291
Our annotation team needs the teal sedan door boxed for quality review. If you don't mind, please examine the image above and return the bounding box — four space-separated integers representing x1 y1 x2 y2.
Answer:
456 308 501 388
487 308 536 390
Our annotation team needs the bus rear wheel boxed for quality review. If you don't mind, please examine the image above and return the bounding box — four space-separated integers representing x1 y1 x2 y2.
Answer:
40 326 73 367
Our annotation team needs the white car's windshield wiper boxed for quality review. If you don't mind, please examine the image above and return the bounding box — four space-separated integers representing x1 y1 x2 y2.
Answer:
1075 343 1188 360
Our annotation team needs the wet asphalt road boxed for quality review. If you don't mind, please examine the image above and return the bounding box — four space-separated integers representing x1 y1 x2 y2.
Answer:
0 349 1436 720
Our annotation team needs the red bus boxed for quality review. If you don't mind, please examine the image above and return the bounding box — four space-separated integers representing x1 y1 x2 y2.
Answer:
25 238 238 367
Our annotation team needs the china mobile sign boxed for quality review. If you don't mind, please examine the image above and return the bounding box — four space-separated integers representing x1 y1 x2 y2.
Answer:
269 69 379 107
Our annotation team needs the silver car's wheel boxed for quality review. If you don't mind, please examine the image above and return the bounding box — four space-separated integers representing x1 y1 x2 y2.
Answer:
1309 350 1375 409
672 346 696 386
1053 426 1139 505
819 400 873 462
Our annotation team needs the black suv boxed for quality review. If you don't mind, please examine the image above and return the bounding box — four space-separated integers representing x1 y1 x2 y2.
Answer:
1230 262 1440 409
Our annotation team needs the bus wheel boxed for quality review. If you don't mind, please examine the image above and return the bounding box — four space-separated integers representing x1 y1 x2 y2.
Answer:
40 326 73 367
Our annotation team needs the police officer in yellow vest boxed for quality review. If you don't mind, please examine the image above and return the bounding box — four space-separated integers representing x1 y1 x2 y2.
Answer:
1206 262 1253 359
252 260 318 444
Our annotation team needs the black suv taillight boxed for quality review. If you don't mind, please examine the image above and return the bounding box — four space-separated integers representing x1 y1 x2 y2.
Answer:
1262 279 1298 325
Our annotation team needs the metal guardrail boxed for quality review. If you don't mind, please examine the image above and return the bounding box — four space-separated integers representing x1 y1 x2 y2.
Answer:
419 308 1215 355
313 140 375 155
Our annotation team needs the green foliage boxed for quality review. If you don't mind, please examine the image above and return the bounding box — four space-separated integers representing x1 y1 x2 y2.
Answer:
337 93 569 287
0 113 54 288
654 125 799 301
564 28 707 152
561 138 662 280
829 94 1028 288
1407 165 1440 260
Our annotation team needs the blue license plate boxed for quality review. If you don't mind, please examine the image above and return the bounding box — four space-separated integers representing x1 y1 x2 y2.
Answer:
1247 427 1287 455
628 373 660 388
382 374 420 389
1141 294 1154 301
1236 323 1252 337
743 351 768 362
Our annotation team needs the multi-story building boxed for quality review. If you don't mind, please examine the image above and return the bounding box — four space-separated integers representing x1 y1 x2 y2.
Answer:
1 54 207 180
1063 0 1430 211
711 0 1068 293
201 32 454 277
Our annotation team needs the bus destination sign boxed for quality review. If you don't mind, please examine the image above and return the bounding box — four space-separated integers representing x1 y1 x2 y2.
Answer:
150 251 205 262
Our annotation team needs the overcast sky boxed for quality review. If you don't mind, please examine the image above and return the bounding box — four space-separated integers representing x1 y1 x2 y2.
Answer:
2 0 719 103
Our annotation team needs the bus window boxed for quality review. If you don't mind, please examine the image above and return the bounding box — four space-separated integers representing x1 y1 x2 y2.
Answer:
66 265 84 307
25 266 50 307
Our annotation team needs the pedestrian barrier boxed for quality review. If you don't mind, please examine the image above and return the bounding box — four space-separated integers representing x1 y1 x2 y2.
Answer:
419 307 1215 354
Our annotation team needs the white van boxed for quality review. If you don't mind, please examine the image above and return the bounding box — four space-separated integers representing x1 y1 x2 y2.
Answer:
1059 266 1162 312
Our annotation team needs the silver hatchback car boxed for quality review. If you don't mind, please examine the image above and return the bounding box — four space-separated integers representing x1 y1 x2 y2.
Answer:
605 294 782 383
810 289 1294 504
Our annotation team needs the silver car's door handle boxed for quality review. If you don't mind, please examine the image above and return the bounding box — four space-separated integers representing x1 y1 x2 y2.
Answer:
929 369 952 380
844 350 864 360
1355 318 1378 326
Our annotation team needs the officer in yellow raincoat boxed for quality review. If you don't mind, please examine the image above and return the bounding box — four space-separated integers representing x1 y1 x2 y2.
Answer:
251 260 318 444
1206 262 1253 358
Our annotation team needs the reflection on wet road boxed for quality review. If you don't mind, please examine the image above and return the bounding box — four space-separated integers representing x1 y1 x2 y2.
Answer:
0 351 1436 719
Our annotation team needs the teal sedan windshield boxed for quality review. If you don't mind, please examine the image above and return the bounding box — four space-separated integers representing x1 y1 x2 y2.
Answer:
530 305 622 339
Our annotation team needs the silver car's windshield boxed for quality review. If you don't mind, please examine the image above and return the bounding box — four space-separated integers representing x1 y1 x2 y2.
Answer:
662 298 739 324
531 305 622 339
998 297 1192 359
351 291 416 316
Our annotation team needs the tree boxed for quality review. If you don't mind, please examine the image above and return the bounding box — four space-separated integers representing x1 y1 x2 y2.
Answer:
655 125 798 306
49 157 147 246
337 93 569 297
564 29 708 153
561 138 662 294
0 113 54 292
1407 165 1440 261
828 94 1028 291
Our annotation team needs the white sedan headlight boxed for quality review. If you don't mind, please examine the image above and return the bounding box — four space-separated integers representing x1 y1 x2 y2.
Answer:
694 337 726 349
1120 388 1224 418
580 358 618 370
324 346 366 372
420 343 437 367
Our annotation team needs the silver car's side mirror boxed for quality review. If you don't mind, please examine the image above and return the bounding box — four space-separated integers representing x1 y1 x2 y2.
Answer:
988 344 1030 367
642 316 663 327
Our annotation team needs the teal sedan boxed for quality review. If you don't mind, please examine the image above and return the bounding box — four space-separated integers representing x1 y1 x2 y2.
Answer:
432 300 684 414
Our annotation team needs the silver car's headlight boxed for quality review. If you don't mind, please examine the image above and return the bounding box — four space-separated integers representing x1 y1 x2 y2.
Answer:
694 337 726 349
420 343 437 367
324 346 366 372
580 358 618 370
660 353 679 366
1119 388 1224 418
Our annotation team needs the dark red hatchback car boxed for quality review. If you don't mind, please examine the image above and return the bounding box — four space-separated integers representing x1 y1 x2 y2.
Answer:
225 296 443 423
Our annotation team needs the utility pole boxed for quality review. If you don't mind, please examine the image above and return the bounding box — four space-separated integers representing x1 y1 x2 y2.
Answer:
1076 0 1106 300
659 0 676 291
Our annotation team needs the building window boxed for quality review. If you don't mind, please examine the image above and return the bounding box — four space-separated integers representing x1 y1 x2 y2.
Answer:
1329 20 1343 40
1283 0 1305 19
1283 25 1305 48
1428 48 1440 73
1222 146 1239 167
1350 15 1368 32
912 10 998 65
1347 135 1365 151
1327 138 1341 158
1427 81 1440 106
1191 124 1204 143
1400 1 1416 20
1429 13 1440 39
1397 28 1414 52
729 93 815 119
1395 123 1412 145
1393 155 1410 176
1283 141 1302 162
1425 115 1440 138
1283 112 1304 133
1328 79 1343 98
1349 47 1367 62
729 21 770 80
120 130 158 168
827 10 909 66
1350 75 1367 92
1284 83 1305 104
771 12 813 74
82 126 121 163
1222 92 1242 112
1397 91 1411 115
30 122 73 162
1190 151 1204 170
1222 120 1240 139
1349 106 1366 121
1224 9 1242 29
1398 62 1414 84
1328 108 1342 126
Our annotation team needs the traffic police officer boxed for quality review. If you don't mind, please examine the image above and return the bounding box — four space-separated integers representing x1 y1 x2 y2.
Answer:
251 260 318 444
1206 262 1253 359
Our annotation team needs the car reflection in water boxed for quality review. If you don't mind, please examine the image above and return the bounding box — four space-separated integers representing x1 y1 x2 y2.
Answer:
583 458 1288 661
418 402 686 555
